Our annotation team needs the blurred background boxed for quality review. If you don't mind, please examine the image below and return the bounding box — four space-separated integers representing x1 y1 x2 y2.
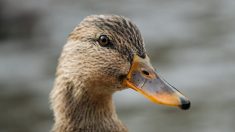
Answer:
0 0 235 132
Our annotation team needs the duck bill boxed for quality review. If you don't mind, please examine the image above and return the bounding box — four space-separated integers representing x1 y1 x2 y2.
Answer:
123 55 190 110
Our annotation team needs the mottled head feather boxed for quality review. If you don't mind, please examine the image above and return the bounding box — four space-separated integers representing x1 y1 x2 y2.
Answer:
69 15 146 61
51 15 148 132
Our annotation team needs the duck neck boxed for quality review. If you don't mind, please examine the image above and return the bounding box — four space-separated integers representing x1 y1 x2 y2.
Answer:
51 78 127 132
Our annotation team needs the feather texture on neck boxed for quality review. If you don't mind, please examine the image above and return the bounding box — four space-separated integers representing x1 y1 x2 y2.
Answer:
50 76 127 132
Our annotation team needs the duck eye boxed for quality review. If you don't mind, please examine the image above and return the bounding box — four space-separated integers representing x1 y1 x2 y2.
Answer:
98 35 110 46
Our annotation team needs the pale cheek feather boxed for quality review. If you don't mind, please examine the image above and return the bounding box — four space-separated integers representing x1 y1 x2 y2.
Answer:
58 40 130 90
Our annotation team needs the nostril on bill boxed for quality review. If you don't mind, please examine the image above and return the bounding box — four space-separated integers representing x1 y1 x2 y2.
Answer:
142 70 149 76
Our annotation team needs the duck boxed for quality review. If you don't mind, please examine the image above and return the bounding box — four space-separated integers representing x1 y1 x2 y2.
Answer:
50 15 190 132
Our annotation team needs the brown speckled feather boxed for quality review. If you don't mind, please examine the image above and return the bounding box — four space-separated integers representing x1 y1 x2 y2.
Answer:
50 15 146 132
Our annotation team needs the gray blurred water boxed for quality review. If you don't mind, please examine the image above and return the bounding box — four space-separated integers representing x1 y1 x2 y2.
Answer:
0 0 235 132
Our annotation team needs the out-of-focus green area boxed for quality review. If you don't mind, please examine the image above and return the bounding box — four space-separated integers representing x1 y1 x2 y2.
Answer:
0 0 235 132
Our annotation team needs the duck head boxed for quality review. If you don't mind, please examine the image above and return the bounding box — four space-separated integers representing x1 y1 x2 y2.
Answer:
61 15 190 110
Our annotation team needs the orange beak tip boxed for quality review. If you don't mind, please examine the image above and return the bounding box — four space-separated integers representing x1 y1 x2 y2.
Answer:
123 54 191 110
